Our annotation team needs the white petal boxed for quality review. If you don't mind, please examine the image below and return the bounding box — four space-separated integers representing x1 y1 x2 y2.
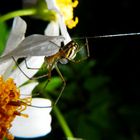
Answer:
0 17 26 79
0 59 14 77
10 98 52 138
58 15 71 44
45 0 60 13
2 17 26 56
44 21 59 36
10 56 44 87
20 82 38 96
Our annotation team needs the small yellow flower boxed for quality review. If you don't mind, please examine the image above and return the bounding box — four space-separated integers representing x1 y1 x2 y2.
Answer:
56 0 79 29
0 76 29 140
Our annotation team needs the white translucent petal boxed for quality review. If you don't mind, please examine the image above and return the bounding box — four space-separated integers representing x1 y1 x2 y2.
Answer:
10 98 52 138
58 15 71 44
45 0 60 13
0 59 14 77
20 82 38 96
10 56 44 87
0 17 26 79
44 21 59 36
2 17 26 56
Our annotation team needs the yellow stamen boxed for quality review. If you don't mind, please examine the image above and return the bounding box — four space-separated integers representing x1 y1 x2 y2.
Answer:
0 75 30 140
56 0 79 29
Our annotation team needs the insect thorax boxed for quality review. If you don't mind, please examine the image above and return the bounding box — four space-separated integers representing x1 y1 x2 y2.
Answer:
61 40 79 60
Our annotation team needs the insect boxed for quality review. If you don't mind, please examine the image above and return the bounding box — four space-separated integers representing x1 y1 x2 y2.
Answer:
0 17 90 108
0 32 89 107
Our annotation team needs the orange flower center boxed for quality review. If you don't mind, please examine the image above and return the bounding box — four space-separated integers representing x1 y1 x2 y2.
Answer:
0 76 29 140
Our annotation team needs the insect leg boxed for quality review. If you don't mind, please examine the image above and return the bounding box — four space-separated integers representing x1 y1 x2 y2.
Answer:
42 68 52 90
12 56 49 80
12 56 32 80
53 65 66 106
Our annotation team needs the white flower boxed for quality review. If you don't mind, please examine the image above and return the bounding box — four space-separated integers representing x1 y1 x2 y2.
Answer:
45 0 71 44
0 17 52 138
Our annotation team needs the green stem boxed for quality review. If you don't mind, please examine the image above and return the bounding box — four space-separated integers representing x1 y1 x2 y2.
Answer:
0 8 37 22
53 106 74 139
38 79 74 138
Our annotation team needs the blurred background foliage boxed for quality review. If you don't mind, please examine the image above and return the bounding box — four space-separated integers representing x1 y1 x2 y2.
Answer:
0 0 140 140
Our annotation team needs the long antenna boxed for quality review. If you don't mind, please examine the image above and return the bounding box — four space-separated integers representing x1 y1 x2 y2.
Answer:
73 32 140 40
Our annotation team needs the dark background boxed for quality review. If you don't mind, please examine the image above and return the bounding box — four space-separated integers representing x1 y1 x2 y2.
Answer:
0 0 140 140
